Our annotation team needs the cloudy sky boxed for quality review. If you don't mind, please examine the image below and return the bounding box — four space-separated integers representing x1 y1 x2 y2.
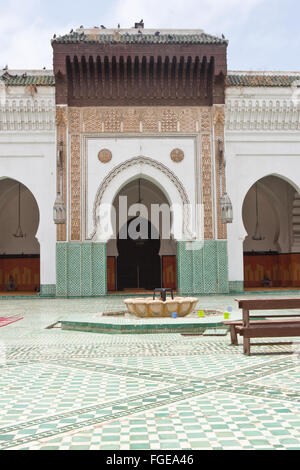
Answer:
0 0 299 71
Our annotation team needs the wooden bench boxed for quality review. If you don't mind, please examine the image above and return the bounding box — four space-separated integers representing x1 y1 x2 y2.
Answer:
224 318 300 347
225 298 300 355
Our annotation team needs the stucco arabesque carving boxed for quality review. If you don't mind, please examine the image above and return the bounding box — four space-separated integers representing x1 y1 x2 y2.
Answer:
90 156 193 241
225 98 300 131
0 97 55 131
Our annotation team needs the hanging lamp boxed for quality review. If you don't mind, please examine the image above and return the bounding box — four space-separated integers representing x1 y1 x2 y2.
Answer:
136 178 145 246
13 183 26 239
218 138 233 224
252 183 265 241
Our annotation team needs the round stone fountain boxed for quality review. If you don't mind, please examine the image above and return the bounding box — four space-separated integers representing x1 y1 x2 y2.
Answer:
124 297 199 318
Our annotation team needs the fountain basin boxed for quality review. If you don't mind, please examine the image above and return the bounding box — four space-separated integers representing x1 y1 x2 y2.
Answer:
124 297 199 318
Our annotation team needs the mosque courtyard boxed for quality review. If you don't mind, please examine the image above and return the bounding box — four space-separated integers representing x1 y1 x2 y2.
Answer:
0 295 300 451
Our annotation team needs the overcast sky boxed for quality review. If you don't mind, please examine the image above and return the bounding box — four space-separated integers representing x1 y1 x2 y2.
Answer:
0 0 299 71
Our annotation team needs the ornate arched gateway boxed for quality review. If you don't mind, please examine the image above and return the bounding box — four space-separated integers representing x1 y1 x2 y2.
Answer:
90 158 191 292
53 26 231 297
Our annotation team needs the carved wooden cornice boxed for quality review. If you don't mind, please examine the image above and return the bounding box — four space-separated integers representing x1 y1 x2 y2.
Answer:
53 42 227 106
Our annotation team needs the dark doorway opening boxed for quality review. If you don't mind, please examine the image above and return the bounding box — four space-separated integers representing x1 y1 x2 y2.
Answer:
117 218 161 291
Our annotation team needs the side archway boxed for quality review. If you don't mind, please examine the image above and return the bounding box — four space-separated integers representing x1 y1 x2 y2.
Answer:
0 178 40 293
242 174 300 289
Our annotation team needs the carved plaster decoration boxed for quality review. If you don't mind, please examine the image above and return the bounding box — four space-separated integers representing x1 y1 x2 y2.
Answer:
68 106 213 134
56 106 67 241
213 107 225 127
70 134 81 240
201 134 214 239
56 105 68 126
0 98 55 131
226 98 300 131
214 106 227 240
98 149 112 163
171 148 184 163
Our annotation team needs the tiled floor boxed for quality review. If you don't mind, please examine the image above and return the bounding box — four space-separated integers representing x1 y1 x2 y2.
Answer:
0 296 300 450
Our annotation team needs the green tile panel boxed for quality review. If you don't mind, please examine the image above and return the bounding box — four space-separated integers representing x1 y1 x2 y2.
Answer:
56 242 107 298
177 240 229 295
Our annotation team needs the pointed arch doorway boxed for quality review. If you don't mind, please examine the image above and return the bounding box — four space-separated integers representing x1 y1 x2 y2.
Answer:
117 218 161 291
106 177 177 293
0 178 40 294
242 174 300 290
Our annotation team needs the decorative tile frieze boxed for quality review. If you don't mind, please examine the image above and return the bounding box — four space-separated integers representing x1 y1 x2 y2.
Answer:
213 105 227 240
141 109 159 133
39 285 56 297
201 134 214 239
68 106 212 135
200 110 211 132
70 135 81 241
160 109 179 133
121 109 140 133
229 281 244 293
56 106 67 242
82 108 102 133
103 109 122 133
68 108 80 133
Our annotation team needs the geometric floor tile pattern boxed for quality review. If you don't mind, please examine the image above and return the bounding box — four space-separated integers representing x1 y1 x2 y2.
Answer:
1 296 300 450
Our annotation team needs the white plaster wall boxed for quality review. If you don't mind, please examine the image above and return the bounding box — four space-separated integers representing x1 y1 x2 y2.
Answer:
85 136 197 240
226 86 300 283
0 131 56 286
